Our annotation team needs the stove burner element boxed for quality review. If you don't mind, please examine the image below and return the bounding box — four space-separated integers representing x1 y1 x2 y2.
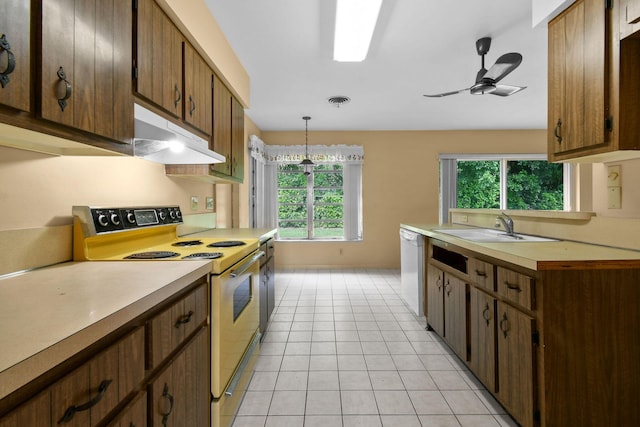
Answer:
124 251 181 259
181 252 224 260
207 240 247 248
172 240 203 247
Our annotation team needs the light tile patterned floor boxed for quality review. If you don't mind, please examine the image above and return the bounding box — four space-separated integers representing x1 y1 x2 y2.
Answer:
233 269 518 427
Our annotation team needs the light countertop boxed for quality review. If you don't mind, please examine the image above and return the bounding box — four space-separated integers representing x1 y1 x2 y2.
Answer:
0 260 211 400
402 223 640 271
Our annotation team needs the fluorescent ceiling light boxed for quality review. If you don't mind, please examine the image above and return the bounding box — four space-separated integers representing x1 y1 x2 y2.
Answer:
334 0 382 62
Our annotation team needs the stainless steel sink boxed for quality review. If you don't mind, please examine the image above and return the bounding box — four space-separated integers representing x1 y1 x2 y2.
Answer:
434 228 559 243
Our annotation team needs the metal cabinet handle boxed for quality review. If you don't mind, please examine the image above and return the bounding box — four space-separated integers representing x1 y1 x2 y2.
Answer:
475 270 487 278
482 303 491 326
58 379 112 424
499 313 510 338
445 280 452 296
161 383 174 427
174 84 181 108
174 310 194 328
554 118 563 144
56 67 72 112
504 281 522 293
0 34 16 88
435 276 442 290
189 95 196 116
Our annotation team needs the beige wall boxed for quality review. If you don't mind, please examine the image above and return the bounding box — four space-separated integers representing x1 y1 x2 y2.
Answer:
261 129 548 269
0 146 215 230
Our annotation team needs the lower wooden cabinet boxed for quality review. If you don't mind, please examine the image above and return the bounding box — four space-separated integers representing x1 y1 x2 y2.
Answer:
426 264 445 337
0 278 209 427
469 287 496 393
496 301 536 427
149 329 209 427
443 274 468 360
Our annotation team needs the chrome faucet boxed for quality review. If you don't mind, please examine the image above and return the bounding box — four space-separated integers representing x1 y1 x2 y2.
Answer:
496 212 515 236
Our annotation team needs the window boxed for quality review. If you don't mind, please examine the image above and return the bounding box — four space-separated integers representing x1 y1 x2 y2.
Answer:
278 164 345 239
440 154 571 222
249 136 363 241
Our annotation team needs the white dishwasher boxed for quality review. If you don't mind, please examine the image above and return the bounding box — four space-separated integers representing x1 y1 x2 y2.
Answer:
399 228 425 316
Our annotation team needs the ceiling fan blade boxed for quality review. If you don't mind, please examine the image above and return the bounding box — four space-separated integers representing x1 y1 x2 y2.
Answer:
489 85 527 97
423 88 470 98
483 53 523 83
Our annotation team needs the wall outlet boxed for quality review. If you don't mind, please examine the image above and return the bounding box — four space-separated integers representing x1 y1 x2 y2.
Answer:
608 187 621 209
206 197 214 210
191 196 198 210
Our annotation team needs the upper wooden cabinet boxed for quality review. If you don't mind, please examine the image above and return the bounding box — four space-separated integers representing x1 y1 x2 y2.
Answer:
547 0 609 161
620 0 640 37
183 42 213 136
209 73 245 182
548 0 640 162
0 0 30 113
40 0 133 144
135 0 183 118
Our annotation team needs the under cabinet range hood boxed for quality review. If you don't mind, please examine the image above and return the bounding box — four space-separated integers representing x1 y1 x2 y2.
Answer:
133 103 225 165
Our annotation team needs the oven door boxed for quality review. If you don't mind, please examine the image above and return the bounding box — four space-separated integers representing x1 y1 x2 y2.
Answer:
211 250 263 399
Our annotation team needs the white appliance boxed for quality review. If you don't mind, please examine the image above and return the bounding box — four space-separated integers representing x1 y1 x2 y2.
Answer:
400 228 425 316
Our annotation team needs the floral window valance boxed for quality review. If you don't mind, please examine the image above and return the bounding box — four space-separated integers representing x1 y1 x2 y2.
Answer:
250 135 363 165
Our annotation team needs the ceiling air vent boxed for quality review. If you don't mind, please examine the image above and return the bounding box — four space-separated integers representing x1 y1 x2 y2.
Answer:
327 96 351 107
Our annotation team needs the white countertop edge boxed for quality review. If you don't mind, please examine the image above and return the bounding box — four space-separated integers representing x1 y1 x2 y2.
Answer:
0 262 211 400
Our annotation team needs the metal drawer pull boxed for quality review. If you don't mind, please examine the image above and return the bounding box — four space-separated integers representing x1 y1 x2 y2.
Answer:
58 379 112 424
189 95 196 116
230 251 265 278
504 281 522 292
174 310 194 328
0 34 16 88
482 304 491 326
161 383 174 427
499 313 510 338
475 270 487 278
174 84 181 108
56 67 72 112
554 118 563 144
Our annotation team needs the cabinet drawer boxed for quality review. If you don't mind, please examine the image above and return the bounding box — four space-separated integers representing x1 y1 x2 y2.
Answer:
497 267 535 311
51 327 144 427
148 283 208 368
468 258 495 291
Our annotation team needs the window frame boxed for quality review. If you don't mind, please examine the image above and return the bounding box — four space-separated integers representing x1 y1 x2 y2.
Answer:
276 162 347 241
439 154 573 223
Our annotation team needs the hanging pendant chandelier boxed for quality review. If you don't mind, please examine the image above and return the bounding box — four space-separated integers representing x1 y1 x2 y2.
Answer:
300 116 314 175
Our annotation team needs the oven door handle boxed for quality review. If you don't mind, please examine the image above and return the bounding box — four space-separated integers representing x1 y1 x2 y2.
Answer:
230 251 265 278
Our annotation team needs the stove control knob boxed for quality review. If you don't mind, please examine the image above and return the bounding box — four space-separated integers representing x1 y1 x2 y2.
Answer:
126 212 135 224
169 210 177 220
158 211 167 221
176 210 182 219
110 214 121 226
97 214 109 227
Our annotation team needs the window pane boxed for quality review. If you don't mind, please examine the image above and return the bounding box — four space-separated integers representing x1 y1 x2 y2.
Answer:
457 160 500 209
506 161 564 210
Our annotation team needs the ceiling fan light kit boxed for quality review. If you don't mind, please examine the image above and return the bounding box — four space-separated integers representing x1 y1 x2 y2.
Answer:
424 37 526 98
333 0 383 62
300 116 314 175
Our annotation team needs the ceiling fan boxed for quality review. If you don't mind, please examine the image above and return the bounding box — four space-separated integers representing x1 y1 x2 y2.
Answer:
424 37 526 98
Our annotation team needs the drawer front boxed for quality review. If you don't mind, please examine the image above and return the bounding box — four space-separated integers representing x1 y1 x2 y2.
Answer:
149 283 208 368
497 267 535 310
51 327 144 427
468 258 495 291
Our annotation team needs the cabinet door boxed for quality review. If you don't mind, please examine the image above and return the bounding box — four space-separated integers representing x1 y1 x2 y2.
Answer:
183 42 212 135
497 302 536 427
136 0 183 117
469 287 496 392
547 0 608 159
443 274 468 360
40 0 132 142
106 392 146 427
149 329 209 427
0 0 30 112
211 74 232 176
426 265 444 337
231 96 245 180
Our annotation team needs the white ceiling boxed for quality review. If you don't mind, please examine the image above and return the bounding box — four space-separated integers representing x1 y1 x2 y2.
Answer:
204 0 548 132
